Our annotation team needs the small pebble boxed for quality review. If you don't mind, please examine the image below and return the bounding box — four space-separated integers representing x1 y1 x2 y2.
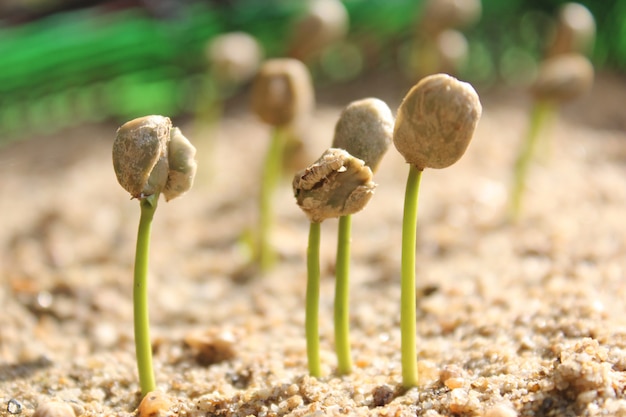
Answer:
137 391 172 417
32 401 76 417
7 399 22 415
372 385 395 407
483 403 518 417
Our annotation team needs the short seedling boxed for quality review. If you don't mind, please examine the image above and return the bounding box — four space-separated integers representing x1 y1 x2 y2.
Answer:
112 115 197 396
509 53 594 220
393 74 482 388
293 148 376 377
251 58 314 272
330 98 394 375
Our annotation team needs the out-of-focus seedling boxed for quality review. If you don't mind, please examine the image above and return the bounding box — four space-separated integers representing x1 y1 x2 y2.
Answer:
112 115 197 396
330 98 394 375
287 0 349 64
293 148 376 377
251 58 314 272
547 2 596 58
509 53 594 220
406 0 481 79
393 74 482 388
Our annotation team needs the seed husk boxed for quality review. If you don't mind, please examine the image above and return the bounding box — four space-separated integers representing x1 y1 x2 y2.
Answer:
393 73 482 170
331 98 394 172
293 148 375 223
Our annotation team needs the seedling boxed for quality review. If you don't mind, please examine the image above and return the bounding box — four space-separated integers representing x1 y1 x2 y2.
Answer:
112 115 197 396
330 98 394 375
547 2 596 58
509 53 594 220
251 58 314 272
393 74 482 388
293 148 376 376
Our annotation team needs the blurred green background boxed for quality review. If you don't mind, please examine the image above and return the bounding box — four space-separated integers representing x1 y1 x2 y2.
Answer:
0 0 624 143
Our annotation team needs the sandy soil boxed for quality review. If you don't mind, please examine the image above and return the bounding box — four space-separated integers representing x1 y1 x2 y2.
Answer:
1 72 626 417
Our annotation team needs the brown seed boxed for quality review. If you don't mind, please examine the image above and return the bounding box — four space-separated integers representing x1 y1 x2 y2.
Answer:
184 328 237 366
250 58 314 127
288 0 349 61
531 53 594 102
136 391 173 417
393 73 482 170
293 148 375 223
331 98 394 172
32 401 76 417
206 32 263 84
113 115 171 199
163 127 197 202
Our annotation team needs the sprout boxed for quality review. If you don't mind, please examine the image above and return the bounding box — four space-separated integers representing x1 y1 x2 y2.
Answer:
293 148 376 377
112 115 197 396
393 74 482 388
251 58 315 272
330 98 393 375
510 53 594 219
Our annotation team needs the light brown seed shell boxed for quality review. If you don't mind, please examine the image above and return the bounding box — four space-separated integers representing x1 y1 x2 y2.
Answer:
112 115 171 199
548 2 596 57
163 127 198 202
393 73 482 170
293 148 376 223
136 391 173 417
531 53 594 102
419 0 482 34
250 58 314 127
331 98 394 172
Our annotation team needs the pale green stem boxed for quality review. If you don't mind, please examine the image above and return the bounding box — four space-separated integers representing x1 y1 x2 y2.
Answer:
258 127 286 271
510 99 555 220
134 194 158 396
306 221 322 377
401 165 422 389
334 215 353 375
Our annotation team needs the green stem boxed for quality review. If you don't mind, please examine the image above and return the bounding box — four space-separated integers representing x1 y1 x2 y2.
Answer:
510 99 555 220
258 127 286 271
334 215 353 375
134 194 158 396
306 221 322 377
400 165 422 389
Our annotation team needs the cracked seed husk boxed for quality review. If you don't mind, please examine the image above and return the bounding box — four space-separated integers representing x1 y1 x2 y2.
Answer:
393 73 482 170
293 148 375 223
113 115 171 199
163 127 198 201
331 98 394 172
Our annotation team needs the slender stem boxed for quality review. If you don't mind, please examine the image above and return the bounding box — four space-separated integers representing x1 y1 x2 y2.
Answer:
258 127 286 271
400 165 422 389
306 221 322 377
510 99 555 220
334 215 353 375
134 194 158 396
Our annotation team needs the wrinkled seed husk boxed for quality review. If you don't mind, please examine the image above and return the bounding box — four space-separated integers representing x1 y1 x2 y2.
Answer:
531 53 594 102
112 115 171 198
163 127 198 202
548 3 596 57
332 98 394 172
393 73 482 170
293 148 375 223
251 59 314 127
420 0 481 34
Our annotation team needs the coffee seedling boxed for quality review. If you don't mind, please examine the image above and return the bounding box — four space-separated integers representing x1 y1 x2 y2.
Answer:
113 115 197 396
330 98 394 375
251 58 314 272
393 74 482 388
293 148 376 377
509 53 594 219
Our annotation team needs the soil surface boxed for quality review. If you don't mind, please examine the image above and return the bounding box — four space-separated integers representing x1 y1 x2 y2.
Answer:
1 72 626 417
